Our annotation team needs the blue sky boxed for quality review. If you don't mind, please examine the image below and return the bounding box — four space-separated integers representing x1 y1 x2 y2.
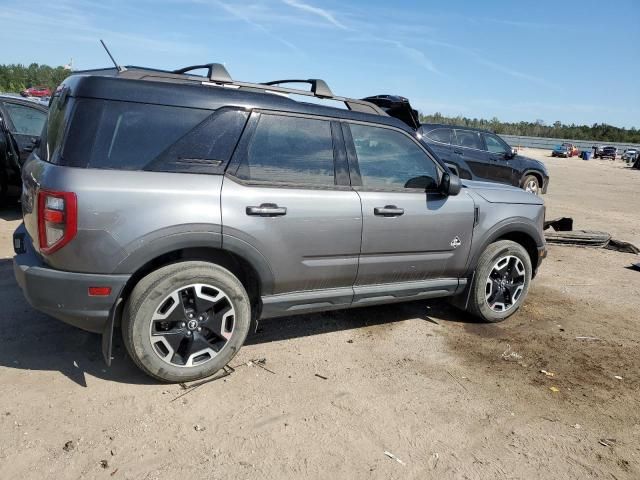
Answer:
2 0 639 127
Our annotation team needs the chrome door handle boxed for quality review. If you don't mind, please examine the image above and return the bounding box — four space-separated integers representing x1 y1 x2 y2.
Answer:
374 205 404 217
246 203 287 217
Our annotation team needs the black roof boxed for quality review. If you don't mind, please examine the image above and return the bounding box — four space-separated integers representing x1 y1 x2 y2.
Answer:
63 63 410 131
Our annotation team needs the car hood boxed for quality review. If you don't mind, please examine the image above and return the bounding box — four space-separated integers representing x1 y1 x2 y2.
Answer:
463 180 544 205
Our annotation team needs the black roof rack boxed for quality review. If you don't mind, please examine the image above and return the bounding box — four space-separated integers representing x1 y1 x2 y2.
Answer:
75 62 386 116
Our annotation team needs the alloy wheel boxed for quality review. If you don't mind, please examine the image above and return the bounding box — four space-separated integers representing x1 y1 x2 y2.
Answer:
485 255 526 312
525 179 539 194
148 283 235 367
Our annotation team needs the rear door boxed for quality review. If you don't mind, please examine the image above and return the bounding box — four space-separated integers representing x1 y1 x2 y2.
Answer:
482 132 517 185
345 121 475 303
0 101 46 164
452 129 489 180
222 111 362 305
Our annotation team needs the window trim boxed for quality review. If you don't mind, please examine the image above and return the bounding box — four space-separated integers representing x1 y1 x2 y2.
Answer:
452 128 487 153
343 120 444 193
225 110 350 191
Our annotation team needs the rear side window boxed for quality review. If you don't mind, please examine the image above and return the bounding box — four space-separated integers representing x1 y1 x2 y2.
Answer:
3 102 46 135
424 127 451 144
235 114 335 186
453 129 483 150
41 93 71 162
61 99 246 173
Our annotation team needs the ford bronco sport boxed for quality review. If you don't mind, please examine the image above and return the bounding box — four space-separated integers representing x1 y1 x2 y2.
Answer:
13 64 546 382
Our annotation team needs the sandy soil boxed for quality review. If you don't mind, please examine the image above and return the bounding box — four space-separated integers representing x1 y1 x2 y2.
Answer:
0 150 638 479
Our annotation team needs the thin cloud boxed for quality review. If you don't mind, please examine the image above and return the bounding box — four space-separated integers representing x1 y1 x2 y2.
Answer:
282 0 348 30
348 36 441 75
214 1 304 55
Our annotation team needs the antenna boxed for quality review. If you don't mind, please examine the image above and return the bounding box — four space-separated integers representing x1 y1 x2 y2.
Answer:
100 40 126 73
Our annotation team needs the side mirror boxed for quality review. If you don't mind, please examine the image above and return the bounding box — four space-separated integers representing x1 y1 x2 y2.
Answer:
404 175 439 191
439 172 462 196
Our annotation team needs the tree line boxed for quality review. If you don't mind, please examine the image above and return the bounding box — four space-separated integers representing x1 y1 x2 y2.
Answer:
419 112 640 144
0 63 70 93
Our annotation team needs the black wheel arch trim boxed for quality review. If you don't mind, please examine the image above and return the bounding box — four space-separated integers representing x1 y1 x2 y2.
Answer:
465 217 544 278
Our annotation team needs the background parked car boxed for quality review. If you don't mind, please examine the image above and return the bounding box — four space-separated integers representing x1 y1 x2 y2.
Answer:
621 148 638 164
0 94 47 205
595 146 617 160
561 142 579 157
419 124 549 195
552 145 570 158
20 86 51 98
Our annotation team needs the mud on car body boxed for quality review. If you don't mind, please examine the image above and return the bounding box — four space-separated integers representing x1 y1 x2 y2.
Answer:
13 64 546 382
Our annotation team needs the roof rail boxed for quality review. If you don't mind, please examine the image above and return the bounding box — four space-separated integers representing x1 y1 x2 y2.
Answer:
172 63 232 83
263 79 334 98
78 62 387 116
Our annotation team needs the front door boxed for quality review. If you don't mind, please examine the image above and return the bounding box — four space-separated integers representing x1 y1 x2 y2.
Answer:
344 122 475 302
452 128 489 180
483 132 516 185
222 112 362 307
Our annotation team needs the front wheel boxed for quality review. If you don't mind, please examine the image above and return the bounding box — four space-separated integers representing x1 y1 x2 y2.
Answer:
522 175 540 195
466 240 532 323
122 261 251 382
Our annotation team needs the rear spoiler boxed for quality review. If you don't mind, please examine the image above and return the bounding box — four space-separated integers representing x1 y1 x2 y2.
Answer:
361 95 420 130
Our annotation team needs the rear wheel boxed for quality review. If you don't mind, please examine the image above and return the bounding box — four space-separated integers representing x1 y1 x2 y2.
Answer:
122 261 251 382
522 175 540 195
466 240 532 323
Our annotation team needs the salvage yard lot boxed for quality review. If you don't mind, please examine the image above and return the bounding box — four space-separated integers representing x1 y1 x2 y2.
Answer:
1 150 638 479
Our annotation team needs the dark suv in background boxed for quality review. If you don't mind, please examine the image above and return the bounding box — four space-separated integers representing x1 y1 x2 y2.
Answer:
360 96 549 195
419 124 549 195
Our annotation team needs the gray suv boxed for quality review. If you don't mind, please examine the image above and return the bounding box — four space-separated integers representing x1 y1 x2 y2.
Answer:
12 64 547 382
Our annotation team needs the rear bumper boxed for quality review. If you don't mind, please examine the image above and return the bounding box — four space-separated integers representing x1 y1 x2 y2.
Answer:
13 224 130 334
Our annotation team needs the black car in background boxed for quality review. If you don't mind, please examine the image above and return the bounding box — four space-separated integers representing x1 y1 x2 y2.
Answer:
594 146 617 160
0 95 47 205
362 95 549 195
419 124 549 195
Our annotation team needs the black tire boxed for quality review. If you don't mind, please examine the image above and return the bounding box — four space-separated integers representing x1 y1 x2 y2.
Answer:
522 174 540 195
122 261 251 383
466 240 532 323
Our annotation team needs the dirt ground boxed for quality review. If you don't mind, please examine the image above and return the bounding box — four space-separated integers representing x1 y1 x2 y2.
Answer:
1 150 638 479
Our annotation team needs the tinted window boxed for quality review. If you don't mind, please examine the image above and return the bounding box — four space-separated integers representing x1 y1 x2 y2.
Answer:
454 129 483 150
484 133 510 154
424 127 451 144
41 94 70 163
236 114 335 186
350 123 438 189
89 101 210 170
4 102 46 135
62 99 211 170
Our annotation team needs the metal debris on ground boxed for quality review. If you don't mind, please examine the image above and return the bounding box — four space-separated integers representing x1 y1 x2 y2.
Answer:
599 438 617 447
540 370 555 377
549 386 560 393
614 375 623 380
248 358 276 374
572 424 582 429
194 424 206 432
315 373 328 380
501 344 523 362
171 365 236 402
575 336 600 341
384 451 406 465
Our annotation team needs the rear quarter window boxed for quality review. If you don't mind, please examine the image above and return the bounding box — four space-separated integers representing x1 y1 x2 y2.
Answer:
61 99 246 173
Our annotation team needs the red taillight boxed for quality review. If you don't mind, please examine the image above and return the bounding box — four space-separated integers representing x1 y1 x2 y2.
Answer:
88 287 112 297
37 190 77 254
